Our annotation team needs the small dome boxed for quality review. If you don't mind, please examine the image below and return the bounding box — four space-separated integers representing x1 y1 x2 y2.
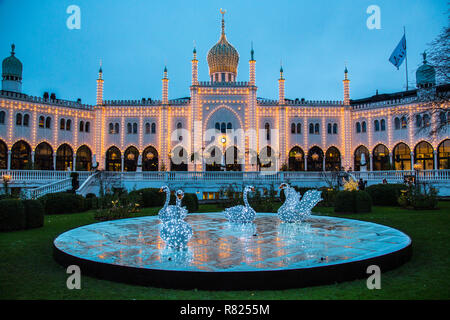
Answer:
207 12 239 75
416 52 435 88
2 44 22 79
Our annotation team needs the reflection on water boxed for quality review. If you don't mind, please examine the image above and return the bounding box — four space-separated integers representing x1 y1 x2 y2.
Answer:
54 213 411 272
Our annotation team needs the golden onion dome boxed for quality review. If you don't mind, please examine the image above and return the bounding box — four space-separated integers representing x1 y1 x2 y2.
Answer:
207 10 239 75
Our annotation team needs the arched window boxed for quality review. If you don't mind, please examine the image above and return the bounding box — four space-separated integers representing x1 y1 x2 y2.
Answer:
16 113 22 126
416 114 422 128
265 123 270 140
85 121 90 133
76 145 92 171
307 146 324 171
414 141 434 170
80 121 85 132
105 146 122 171
354 145 370 171
356 122 361 133
115 123 119 134
23 114 29 127
133 123 137 134
60 118 66 130
0 139 8 169
205 146 222 171
145 122 150 134
66 119 71 131
333 123 338 134
11 140 31 170
314 123 320 134
309 123 314 134
227 122 232 130
374 120 380 132
220 122 226 133
423 114 430 127
109 123 114 134
288 146 305 171
170 146 188 171
215 122 220 131
393 143 411 171
362 121 367 133
34 142 53 170
177 122 182 129
0 111 5 124
127 123 132 134
440 112 447 125
151 122 156 134
401 116 407 129
327 123 332 134
297 123 301 134
225 146 242 171
142 146 158 171
291 123 296 134
325 147 341 171
56 144 73 171
39 116 45 128
438 139 450 169
372 144 390 171
380 119 386 131
394 117 400 130
45 117 51 129
124 146 139 171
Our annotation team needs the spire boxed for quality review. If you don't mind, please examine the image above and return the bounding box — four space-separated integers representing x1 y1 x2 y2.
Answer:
99 59 103 73
11 44 15 56
279 61 284 79
422 51 427 64
220 8 226 38
250 41 254 61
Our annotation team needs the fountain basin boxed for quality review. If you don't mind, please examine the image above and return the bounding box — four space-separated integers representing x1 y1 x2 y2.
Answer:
53 212 411 290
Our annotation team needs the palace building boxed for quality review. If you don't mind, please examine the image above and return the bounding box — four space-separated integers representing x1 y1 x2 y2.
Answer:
0 12 449 175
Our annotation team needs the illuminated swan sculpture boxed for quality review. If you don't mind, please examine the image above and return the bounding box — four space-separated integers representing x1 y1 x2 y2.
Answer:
224 185 256 223
159 187 193 249
158 186 187 222
277 183 322 223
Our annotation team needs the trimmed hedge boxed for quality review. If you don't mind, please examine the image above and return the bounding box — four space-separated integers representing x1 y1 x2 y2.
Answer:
334 191 372 213
169 193 199 213
366 183 406 206
40 192 87 215
0 199 26 231
22 199 45 229
129 188 165 208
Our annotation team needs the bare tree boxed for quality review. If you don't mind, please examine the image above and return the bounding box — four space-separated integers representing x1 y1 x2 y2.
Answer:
409 21 450 138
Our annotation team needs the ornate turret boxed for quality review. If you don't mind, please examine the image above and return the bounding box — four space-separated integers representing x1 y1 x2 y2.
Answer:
343 65 350 105
2 44 22 93
416 51 436 89
207 9 239 82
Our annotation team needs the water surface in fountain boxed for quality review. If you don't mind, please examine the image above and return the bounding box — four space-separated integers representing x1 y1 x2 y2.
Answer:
54 213 411 272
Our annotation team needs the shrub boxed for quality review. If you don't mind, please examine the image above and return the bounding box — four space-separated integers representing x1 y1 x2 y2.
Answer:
366 184 405 206
84 193 98 210
22 199 44 229
169 192 199 213
40 192 86 215
334 191 372 213
132 188 165 208
0 199 26 231
398 183 438 210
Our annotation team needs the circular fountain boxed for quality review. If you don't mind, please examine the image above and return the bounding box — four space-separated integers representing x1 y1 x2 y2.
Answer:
53 212 411 290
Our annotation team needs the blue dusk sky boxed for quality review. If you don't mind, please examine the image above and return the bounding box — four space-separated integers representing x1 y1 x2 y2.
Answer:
0 0 448 105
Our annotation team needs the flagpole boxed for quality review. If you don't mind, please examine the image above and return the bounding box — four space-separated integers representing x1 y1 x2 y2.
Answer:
404 26 409 91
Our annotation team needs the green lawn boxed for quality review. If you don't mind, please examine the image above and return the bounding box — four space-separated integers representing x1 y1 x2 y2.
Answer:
0 202 449 299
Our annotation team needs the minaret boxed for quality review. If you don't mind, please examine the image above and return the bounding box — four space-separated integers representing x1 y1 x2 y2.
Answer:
343 66 350 105
278 64 285 104
249 42 256 85
162 66 169 104
191 46 198 85
96 61 103 105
